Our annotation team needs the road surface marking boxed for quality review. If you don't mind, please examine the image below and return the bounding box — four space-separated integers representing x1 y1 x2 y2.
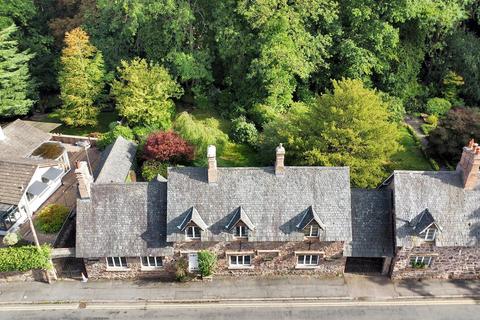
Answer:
0 298 478 312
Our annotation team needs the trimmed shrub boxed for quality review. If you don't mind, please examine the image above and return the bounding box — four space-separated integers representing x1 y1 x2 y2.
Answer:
198 250 217 277
132 126 155 144
230 116 259 146
143 131 194 163
426 98 452 116
421 124 436 135
34 204 70 234
425 114 438 126
0 245 52 272
97 125 134 149
141 160 168 181
2 232 20 246
175 257 188 282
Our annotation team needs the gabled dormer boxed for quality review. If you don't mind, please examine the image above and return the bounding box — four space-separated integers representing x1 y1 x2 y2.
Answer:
225 206 255 239
411 209 442 242
296 206 326 239
177 206 208 241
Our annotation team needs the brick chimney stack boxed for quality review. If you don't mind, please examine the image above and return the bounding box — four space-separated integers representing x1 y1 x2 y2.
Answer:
275 143 285 176
207 145 217 184
75 161 93 199
456 139 480 190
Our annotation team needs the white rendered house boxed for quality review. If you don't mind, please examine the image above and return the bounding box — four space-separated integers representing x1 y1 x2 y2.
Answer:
0 120 70 235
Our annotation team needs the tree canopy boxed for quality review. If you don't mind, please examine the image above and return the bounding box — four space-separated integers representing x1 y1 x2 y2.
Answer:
0 24 34 117
58 27 105 126
111 58 183 129
262 79 401 187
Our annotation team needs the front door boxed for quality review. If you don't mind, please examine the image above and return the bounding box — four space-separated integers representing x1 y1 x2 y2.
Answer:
188 252 198 272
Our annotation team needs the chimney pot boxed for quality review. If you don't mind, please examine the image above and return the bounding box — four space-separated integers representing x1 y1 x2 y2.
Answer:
275 143 286 176
207 145 217 183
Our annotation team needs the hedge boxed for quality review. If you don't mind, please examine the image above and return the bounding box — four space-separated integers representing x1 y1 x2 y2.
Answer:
0 245 52 272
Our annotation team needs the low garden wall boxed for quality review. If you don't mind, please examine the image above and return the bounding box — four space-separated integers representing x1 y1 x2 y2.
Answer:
51 134 98 147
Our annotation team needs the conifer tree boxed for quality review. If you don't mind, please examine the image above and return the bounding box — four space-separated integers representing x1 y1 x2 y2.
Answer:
58 27 105 127
0 24 34 117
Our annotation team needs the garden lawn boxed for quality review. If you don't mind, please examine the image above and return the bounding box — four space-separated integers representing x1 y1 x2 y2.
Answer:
389 126 433 171
51 111 119 136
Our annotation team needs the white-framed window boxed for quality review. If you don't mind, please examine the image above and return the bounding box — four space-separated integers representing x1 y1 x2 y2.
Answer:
229 255 251 267
297 254 319 266
141 256 163 269
424 228 436 241
234 225 248 238
106 257 128 269
410 256 432 268
303 224 319 237
185 226 201 239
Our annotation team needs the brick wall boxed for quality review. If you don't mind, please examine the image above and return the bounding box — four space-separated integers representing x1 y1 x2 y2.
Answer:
392 245 480 280
85 240 346 280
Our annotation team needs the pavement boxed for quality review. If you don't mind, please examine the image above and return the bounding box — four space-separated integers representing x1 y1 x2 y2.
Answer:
0 275 479 305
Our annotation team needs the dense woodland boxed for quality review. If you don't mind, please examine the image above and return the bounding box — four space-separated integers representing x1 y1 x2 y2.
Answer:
1 0 480 187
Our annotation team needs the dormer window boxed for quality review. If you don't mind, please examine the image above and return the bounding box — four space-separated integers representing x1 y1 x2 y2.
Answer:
177 207 208 241
225 207 255 240
411 209 442 242
303 224 319 237
424 228 436 241
297 206 326 239
186 225 201 240
234 225 249 238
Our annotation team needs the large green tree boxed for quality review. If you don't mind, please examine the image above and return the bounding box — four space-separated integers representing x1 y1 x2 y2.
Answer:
1 0 56 95
58 27 105 126
262 78 400 187
111 58 183 129
0 24 34 117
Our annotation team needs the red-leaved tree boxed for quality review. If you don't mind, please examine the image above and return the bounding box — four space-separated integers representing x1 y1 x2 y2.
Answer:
143 131 194 163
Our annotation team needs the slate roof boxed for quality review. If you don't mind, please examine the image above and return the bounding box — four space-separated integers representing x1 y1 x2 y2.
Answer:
349 189 394 257
76 182 173 258
0 120 51 159
0 160 37 205
95 136 137 183
166 166 352 243
391 171 480 247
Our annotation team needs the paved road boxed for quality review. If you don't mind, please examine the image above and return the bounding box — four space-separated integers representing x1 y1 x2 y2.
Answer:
1 299 479 320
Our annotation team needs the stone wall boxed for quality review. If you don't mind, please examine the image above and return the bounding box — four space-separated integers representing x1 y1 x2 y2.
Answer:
84 257 174 280
0 269 48 283
392 245 480 280
85 241 346 280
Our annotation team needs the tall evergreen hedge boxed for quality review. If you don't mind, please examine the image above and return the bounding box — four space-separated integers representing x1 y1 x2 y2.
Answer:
0 245 51 272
